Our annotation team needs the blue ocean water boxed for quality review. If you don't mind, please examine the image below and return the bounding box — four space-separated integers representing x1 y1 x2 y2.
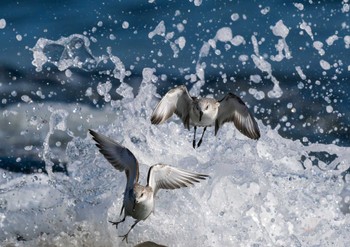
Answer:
1 0 348 149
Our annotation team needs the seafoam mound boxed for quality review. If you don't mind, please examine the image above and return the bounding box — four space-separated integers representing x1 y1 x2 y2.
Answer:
1 68 349 246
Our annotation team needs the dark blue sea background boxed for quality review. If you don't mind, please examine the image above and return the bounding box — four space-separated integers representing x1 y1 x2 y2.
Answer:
0 1 350 149
1 0 349 148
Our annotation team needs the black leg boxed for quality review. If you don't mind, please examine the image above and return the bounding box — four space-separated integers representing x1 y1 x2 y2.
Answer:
120 220 140 243
192 126 197 148
119 205 125 216
197 127 207 147
109 215 126 229
109 206 126 229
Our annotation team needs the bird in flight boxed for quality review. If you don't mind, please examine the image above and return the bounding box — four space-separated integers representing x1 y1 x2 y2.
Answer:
89 129 208 242
151 85 260 148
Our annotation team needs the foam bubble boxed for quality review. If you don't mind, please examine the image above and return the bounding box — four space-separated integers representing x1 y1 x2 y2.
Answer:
320 59 331 70
0 19 6 29
271 20 289 38
215 27 233 42
230 13 239 21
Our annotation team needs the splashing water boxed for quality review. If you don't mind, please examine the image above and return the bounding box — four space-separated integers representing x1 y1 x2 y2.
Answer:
1 3 350 245
31 34 129 82
1 62 349 246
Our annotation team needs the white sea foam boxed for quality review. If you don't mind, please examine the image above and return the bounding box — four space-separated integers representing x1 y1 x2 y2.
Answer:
300 20 314 40
1 70 349 246
31 35 129 82
295 66 307 80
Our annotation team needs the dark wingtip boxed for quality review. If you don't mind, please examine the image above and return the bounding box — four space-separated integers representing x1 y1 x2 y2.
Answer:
250 130 261 140
198 174 210 180
150 115 161 125
255 131 261 140
243 128 261 140
89 129 97 138
88 129 103 153
252 123 261 140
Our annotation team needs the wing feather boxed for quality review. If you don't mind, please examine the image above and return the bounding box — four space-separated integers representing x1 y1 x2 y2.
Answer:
215 93 260 139
151 85 192 129
89 129 139 189
147 164 208 195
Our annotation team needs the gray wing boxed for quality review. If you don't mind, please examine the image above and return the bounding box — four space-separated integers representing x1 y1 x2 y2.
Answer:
89 129 139 189
215 93 260 139
151 85 192 129
147 164 208 196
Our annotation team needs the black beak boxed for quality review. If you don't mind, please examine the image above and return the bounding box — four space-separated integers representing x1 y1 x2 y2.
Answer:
199 111 203 122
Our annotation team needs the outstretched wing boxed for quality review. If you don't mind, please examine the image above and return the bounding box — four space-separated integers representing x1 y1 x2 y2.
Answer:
151 85 193 129
215 93 260 139
147 164 208 196
89 129 139 189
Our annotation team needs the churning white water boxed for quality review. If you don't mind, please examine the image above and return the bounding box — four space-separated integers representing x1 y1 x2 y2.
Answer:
0 66 349 246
